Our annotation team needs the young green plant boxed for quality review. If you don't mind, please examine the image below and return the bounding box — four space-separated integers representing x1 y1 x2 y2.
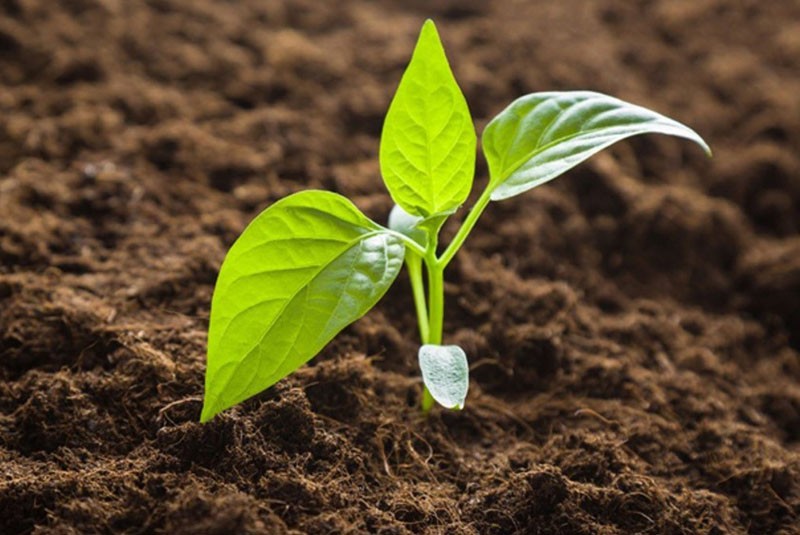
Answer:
200 19 710 422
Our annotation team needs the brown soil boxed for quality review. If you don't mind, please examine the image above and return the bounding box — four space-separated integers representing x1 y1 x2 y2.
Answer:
1 0 799 533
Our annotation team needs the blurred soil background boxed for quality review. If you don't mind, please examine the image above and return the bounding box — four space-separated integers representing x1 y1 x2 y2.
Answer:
1 0 799 533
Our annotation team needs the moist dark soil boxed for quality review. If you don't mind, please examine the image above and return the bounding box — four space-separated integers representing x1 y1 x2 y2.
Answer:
1 0 800 533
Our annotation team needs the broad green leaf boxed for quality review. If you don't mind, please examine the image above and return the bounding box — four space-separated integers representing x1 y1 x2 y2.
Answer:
380 19 476 218
201 191 405 422
482 91 712 201
419 344 469 410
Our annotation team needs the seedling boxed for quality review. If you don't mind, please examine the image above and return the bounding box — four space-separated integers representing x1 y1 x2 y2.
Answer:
200 20 709 422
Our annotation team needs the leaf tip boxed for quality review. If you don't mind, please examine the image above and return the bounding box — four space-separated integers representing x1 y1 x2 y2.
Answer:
686 129 712 157
421 18 437 31
700 139 713 158
199 399 217 423
418 18 441 48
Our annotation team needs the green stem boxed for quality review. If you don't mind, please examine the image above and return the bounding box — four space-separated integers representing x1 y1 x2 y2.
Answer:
421 243 444 413
406 253 429 344
426 256 444 346
408 250 437 412
421 380 435 411
439 186 493 268
417 185 494 412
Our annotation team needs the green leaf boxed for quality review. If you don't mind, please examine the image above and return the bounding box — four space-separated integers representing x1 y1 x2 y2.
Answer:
418 344 469 410
482 91 712 201
201 191 405 422
380 19 476 218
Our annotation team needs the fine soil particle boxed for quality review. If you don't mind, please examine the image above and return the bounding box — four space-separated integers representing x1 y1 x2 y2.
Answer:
1 0 800 533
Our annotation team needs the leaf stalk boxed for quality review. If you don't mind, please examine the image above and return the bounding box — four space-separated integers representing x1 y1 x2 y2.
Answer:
406 253 430 344
439 186 493 268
